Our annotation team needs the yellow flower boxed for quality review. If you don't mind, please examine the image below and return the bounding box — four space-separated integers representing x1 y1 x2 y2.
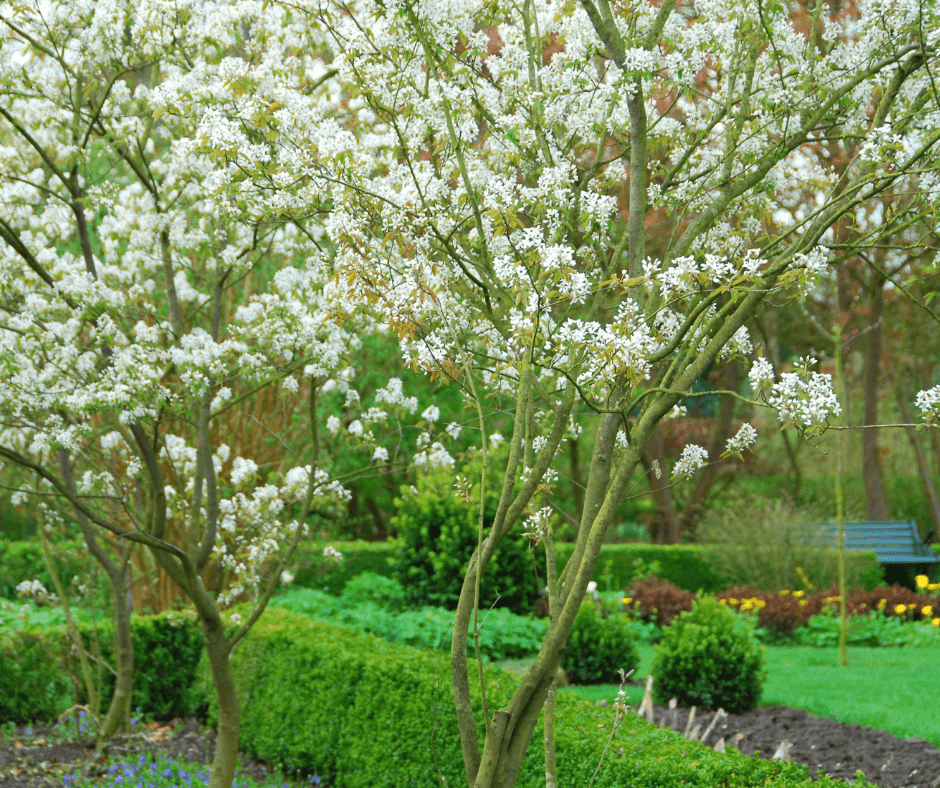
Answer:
741 600 754 611
877 599 887 609
779 590 790 596
916 574 929 590
798 600 808 607
929 583 940 592
729 598 739 605
719 599 727 605
933 618 940 627
895 604 907 615
923 605 933 618
754 599 766 608
793 590 804 598
622 597 633 605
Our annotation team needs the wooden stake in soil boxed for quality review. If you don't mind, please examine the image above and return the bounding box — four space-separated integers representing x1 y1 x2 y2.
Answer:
638 675 655 724
713 737 726 753
772 741 794 761
683 706 697 738
699 709 727 746
668 698 678 730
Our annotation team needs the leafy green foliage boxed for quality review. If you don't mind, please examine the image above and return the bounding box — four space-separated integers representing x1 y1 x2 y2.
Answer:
0 610 204 723
0 623 73 722
271 577 547 661
391 465 539 613
288 540 398 595
560 601 639 685
652 596 766 714
792 610 940 648
0 540 90 600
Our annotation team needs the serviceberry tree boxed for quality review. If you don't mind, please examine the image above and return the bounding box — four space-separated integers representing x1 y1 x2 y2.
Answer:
194 0 940 784
0 2 409 784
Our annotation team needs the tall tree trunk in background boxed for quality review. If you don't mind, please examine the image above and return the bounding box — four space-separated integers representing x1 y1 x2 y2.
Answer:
641 426 680 544
897 392 940 536
678 361 743 535
862 277 889 521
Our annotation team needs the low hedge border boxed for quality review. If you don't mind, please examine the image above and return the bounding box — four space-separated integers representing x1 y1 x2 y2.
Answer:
192 608 874 788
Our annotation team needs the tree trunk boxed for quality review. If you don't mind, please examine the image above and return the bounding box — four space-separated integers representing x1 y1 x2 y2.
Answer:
202 615 240 788
862 278 889 521
99 559 135 740
641 426 680 544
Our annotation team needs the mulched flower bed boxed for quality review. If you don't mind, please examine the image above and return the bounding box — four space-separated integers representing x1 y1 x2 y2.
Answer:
2 707 939 787
628 701 940 788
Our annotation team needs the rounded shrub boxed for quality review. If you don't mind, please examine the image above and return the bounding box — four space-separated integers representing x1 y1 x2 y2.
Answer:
391 461 539 613
561 601 640 685
651 595 765 713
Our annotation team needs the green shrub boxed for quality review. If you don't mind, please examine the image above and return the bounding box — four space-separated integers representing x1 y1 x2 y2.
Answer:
652 596 766 714
124 611 204 719
560 601 639 685
555 543 728 593
391 465 539 613
0 622 74 722
0 609 204 723
338 571 405 609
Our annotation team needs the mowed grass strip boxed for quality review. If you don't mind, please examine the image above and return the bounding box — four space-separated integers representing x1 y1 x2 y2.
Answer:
556 645 940 748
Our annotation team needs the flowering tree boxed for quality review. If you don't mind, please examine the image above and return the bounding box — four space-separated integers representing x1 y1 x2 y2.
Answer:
183 0 940 784
0 3 393 785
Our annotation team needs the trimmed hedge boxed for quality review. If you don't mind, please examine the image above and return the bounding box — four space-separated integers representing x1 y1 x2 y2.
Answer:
0 609 203 723
190 608 874 788
2 538 882 602
2 604 875 788
289 540 397 595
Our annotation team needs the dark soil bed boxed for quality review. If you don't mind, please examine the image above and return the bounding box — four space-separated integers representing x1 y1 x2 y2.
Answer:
2 706 939 787
631 700 940 788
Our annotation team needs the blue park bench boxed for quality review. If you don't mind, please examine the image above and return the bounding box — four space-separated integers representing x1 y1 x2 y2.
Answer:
818 520 940 584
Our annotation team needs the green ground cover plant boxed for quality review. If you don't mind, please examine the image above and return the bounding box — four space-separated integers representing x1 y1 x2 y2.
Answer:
270 579 549 661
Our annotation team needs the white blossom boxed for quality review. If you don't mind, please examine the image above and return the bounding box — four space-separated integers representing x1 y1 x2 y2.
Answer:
725 423 758 455
672 445 709 480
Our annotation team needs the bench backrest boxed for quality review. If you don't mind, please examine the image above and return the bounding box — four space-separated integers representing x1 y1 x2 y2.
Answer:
817 520 940 564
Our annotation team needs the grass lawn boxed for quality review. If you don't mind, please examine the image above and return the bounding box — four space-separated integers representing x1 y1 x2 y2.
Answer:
554 645 940 747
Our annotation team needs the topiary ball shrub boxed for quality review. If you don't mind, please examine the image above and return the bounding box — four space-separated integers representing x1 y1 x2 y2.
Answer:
391 462 540 613
651 595 765 714
561 601 640 685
